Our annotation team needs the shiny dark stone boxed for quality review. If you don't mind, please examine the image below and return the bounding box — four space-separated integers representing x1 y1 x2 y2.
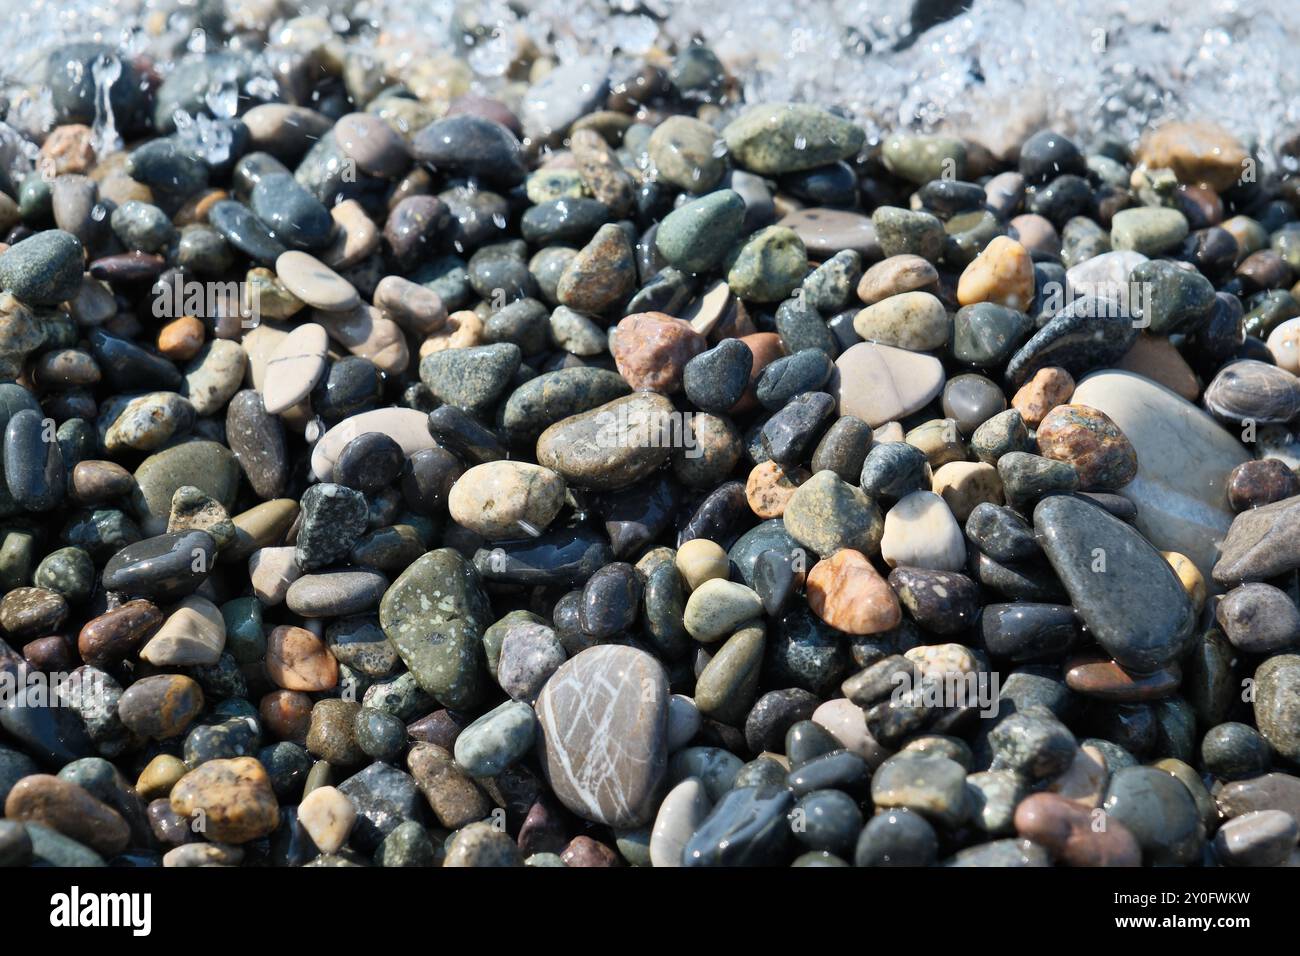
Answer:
775 298 840 356
791 788 863 857
855 806 938 866
760 391 835 468
968 548 1067 602
400 447 463 516
681 786 793 866
426 405 506 464
785 719 841 768
981 603 1080 662
767 605 851 695
888 567 980 634
591 474 679 559
251 172 333 251
965 502 1040 562
810 415 873 482
0 699 95 767
88 329 182 391
859 441 930 500
579 563 642 639
102 531 215 601
729 519 802 589
787 749 871 798
744 688 820 754
677 481 751 550
643 562 690 661
755 349 834 411
334 433 405 493
411 114 527 187
1005 296 1140 387
754 548 799 617
473 524 614 587
683 338 753 414
207 200 286 265
4 409 64 512
311 356 384 422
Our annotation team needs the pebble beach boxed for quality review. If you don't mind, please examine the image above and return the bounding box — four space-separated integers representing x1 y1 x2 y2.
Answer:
0 0 1298 871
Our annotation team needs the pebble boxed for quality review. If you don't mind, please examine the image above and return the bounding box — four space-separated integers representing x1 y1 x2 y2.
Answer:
1034 403 1138 490
1014 792 1141 866
834 342 945 426
957 236 1035 310
169 757 280 844
1254 654 1300 763
1102 765 1204 865
4 774 129 856
1214 494 1300 585
1036 494 1195 672
535 645 668 827
138 595 227 667
806 549 901 635
853 290 949 351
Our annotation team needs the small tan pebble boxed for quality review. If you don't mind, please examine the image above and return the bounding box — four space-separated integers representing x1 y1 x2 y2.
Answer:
158 315 206 361
169 757 280 844
956 235 1035 310
137 754 189 800
174 188 229 226
163 843 245 867
931 460 1004 522
745 461 809 519
1047 744 1109 810
874 421 905 443
1266 316 1300 375
1011 366 1075 427
1162 550 1206 611
39 124 96 176
674 538 730 591
420 310 484 356
297 785 356 854
856 254 938 305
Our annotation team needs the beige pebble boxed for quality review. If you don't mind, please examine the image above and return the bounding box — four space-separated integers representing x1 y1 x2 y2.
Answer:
139 596 227 667
931 460 1004 521
674 539 730 591
297 785 356 854
262 323 328 414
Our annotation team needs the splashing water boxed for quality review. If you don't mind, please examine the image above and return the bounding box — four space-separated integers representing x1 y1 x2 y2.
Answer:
171 110 234 167
90 52 123 158
3 0 1300 169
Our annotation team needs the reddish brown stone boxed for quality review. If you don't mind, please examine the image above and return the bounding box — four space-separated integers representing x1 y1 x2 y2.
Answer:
806 549 901 635
610 312 706 394
78 598 163 668
1014 791 1142 867
266 625 339 692
1227 459 1300 512
1034 403 1137 490
23 635 74 671
518 796 570 856
4 774 130 856
560 834 622 866
729 331 786 413
1063 653 1181 702
259 689 315 743
745 461 810 519
407 709 469 749
1011 366 1074 427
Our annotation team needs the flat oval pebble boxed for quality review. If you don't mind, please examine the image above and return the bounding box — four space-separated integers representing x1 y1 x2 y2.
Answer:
274 251 360 313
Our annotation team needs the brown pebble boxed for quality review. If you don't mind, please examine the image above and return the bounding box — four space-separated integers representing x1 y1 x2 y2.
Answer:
266 625 339 692
169 757 280 844
0 587 68 640
158 315 206 361
610 311 706 394
406 742 493 830
1034 403 1138 491
1014 791 1142 866
118 674 206 740
1063 653 1182 702
560 834 622 867
23 635 73 671
1227 459 1300 511
5 775 131 855
259 689 316 743
70 459 136 504
745 461 810 518
806 549 901 635
38 124 96 176
1011 366 1074 427
78 598 163 668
